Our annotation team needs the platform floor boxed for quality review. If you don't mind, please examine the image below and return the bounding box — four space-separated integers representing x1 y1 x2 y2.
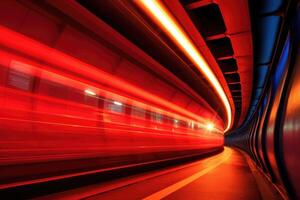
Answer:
37 148 281 200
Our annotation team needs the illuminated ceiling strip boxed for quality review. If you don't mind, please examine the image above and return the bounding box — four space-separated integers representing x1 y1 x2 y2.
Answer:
113 101 123 106
84 89 96 96
135 0 233 132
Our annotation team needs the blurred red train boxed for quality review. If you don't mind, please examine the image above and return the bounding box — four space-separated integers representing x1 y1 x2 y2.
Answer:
0 14 224 189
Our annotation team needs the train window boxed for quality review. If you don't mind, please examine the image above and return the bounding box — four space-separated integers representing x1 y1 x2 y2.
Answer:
151 112 163 123
189 121 195 129
164 115 174 125
0 65 7 85
67 87 85 104
104 100 124 113
39 78 68 99
180 120 187 128
197 123 203 130
173 119 179 127
65 87 99 107
131 106 145 119
7 69 33 91
84 90 98 107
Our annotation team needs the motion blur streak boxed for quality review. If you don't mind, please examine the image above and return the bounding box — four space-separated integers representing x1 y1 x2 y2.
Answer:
0 26 219 127
135 0 233 132
0 19 224 189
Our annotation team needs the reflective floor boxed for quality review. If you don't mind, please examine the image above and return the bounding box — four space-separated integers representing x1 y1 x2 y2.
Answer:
34 148 281 200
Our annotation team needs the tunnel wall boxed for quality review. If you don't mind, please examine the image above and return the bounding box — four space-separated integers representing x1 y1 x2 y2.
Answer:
226 4 300 199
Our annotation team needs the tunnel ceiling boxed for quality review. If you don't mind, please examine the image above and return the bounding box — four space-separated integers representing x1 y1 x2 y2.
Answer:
170 0 253 128
77 0 226 124
76 0 254 129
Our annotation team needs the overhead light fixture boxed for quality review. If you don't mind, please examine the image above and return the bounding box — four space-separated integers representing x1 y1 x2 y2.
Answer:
135 0 233 132
84 89 96 96
113 101 123 106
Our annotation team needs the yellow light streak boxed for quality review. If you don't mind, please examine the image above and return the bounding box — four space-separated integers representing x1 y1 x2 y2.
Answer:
135 0 233 132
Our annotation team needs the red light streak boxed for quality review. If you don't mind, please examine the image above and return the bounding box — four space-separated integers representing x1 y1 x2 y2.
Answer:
0 25 222 130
